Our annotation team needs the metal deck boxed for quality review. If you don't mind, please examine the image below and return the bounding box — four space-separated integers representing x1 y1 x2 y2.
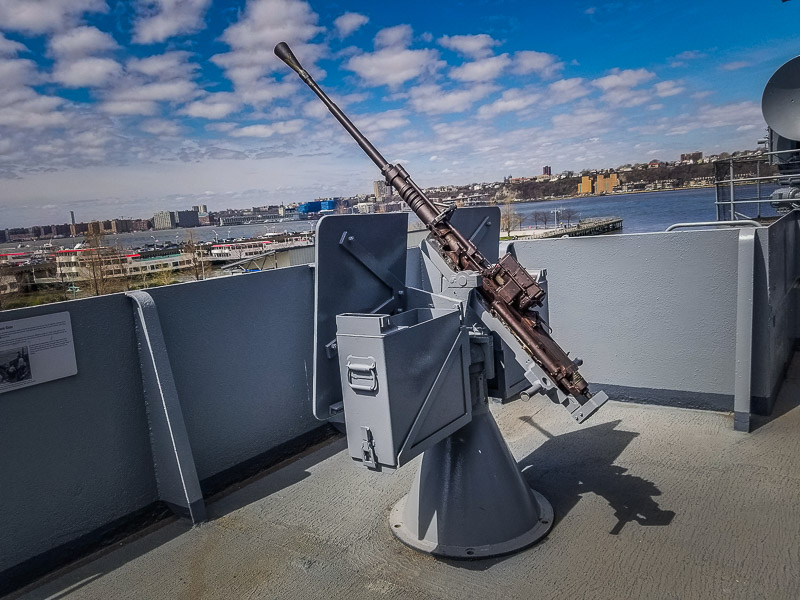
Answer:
10 355 800 600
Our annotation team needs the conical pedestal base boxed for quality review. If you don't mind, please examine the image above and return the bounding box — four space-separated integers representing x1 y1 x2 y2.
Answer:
389 404 553 558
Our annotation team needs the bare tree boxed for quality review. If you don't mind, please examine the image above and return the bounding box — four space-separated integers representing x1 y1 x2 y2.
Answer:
500 199 524 237
561 208 579 227
183 232 204 281
83 229 109 296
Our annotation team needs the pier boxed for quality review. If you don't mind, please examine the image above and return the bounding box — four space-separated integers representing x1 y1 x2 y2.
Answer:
510 216 623 239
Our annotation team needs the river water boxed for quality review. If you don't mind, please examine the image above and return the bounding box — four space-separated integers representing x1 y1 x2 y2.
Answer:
1 187 778 253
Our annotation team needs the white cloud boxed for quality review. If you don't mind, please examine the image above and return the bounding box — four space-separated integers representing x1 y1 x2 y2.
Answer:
49 26 118 57
205 122 237 133
230 119 306 138
477 88 539 119
333 12 368 39
552 107 612 137
450 54 510 82
408 83 495 114
0 32 28 56
127 51 196 79
140 118 182 136
48 25 121 89
53 56 121 87
665 101 763 136
674 50 705 61
346 47 442 87
213 0 324 107
0 56 39 87
670 49 705 67
99 99 158 116
601 87 651 107
351 109 410 135
0 0 107 34
181 93 241 119
592 68 655 107
374 24 412 49
133 0 212 44
544 78 590 106
116 80 198 103
654 80 685 97
512 50 564 79
0 90 66 128
593 68 655 91
438 34 499 59
720 61 750 71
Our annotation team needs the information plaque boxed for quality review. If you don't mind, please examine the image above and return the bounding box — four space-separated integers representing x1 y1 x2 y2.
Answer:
0 311 77 394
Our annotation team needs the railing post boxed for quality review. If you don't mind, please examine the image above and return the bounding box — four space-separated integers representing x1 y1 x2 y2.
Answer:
127 291 206 522
734 229 756 432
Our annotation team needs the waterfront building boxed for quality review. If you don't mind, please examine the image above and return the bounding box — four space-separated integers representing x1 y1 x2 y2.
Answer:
681 151 703 163
191 204 208 213
373 180 393 200
110 219 133 234
355 201 376 214
87 221 103 236
578 173 620 194
595 173 619 193
55 247 195 283
152 211 177 230
175 210 200 228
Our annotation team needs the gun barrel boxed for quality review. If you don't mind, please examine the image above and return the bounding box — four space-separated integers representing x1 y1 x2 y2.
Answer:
274 43 388 172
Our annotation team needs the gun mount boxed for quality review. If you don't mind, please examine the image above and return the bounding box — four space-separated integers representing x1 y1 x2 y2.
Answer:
275 41 605 421
276 42 608 558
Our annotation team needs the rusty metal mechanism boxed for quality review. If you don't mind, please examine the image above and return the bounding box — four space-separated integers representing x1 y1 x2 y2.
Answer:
275 42 594 405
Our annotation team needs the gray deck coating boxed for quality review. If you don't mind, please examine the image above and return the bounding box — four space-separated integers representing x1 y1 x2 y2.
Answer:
9 357 800 600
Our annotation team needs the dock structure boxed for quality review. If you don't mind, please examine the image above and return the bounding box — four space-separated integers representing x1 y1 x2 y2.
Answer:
531 216 623 239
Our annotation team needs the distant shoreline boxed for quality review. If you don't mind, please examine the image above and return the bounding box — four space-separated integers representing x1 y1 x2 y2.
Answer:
512 183 716 205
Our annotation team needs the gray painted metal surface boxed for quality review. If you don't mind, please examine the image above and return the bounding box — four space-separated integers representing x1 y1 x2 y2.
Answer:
0 296 157 575
751 213 800 413
326 207 572 557
127 291 205 522
510 229 742 405
336 309 471 470
312 213 408 421
18 363 800 600
390 401 553 557
665 220 760 231
144 267 319 481
2 213 799 587
733 230 756 432
0 266 321 583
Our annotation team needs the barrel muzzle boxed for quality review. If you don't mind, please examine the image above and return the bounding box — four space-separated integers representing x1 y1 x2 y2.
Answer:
274 42 304 75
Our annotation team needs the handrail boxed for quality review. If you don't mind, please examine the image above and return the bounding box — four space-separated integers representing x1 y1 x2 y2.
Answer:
665 220 761 232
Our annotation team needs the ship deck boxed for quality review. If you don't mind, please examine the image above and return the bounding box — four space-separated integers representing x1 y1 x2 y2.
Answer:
10 355 800 600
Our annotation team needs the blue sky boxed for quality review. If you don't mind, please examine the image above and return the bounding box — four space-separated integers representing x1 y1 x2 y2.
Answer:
0 0 798 227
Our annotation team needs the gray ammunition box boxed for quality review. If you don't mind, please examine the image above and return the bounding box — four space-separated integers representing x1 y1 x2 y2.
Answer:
335 308 472 471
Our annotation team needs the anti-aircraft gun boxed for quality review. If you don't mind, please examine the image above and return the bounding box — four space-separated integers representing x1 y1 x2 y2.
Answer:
276 42 608 558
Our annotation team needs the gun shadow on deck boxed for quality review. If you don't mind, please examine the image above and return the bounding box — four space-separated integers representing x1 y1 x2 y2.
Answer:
518 418 675 535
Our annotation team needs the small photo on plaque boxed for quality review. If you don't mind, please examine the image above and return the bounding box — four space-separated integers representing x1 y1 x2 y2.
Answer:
0 347 31 385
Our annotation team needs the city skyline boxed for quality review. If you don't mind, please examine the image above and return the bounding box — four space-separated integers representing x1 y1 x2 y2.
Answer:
1 0 798 228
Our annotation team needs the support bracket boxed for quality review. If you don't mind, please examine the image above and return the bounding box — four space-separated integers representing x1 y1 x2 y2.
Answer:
127 291 205 523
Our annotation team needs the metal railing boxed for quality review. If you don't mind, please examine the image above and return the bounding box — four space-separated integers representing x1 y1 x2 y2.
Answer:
713 149 800 221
